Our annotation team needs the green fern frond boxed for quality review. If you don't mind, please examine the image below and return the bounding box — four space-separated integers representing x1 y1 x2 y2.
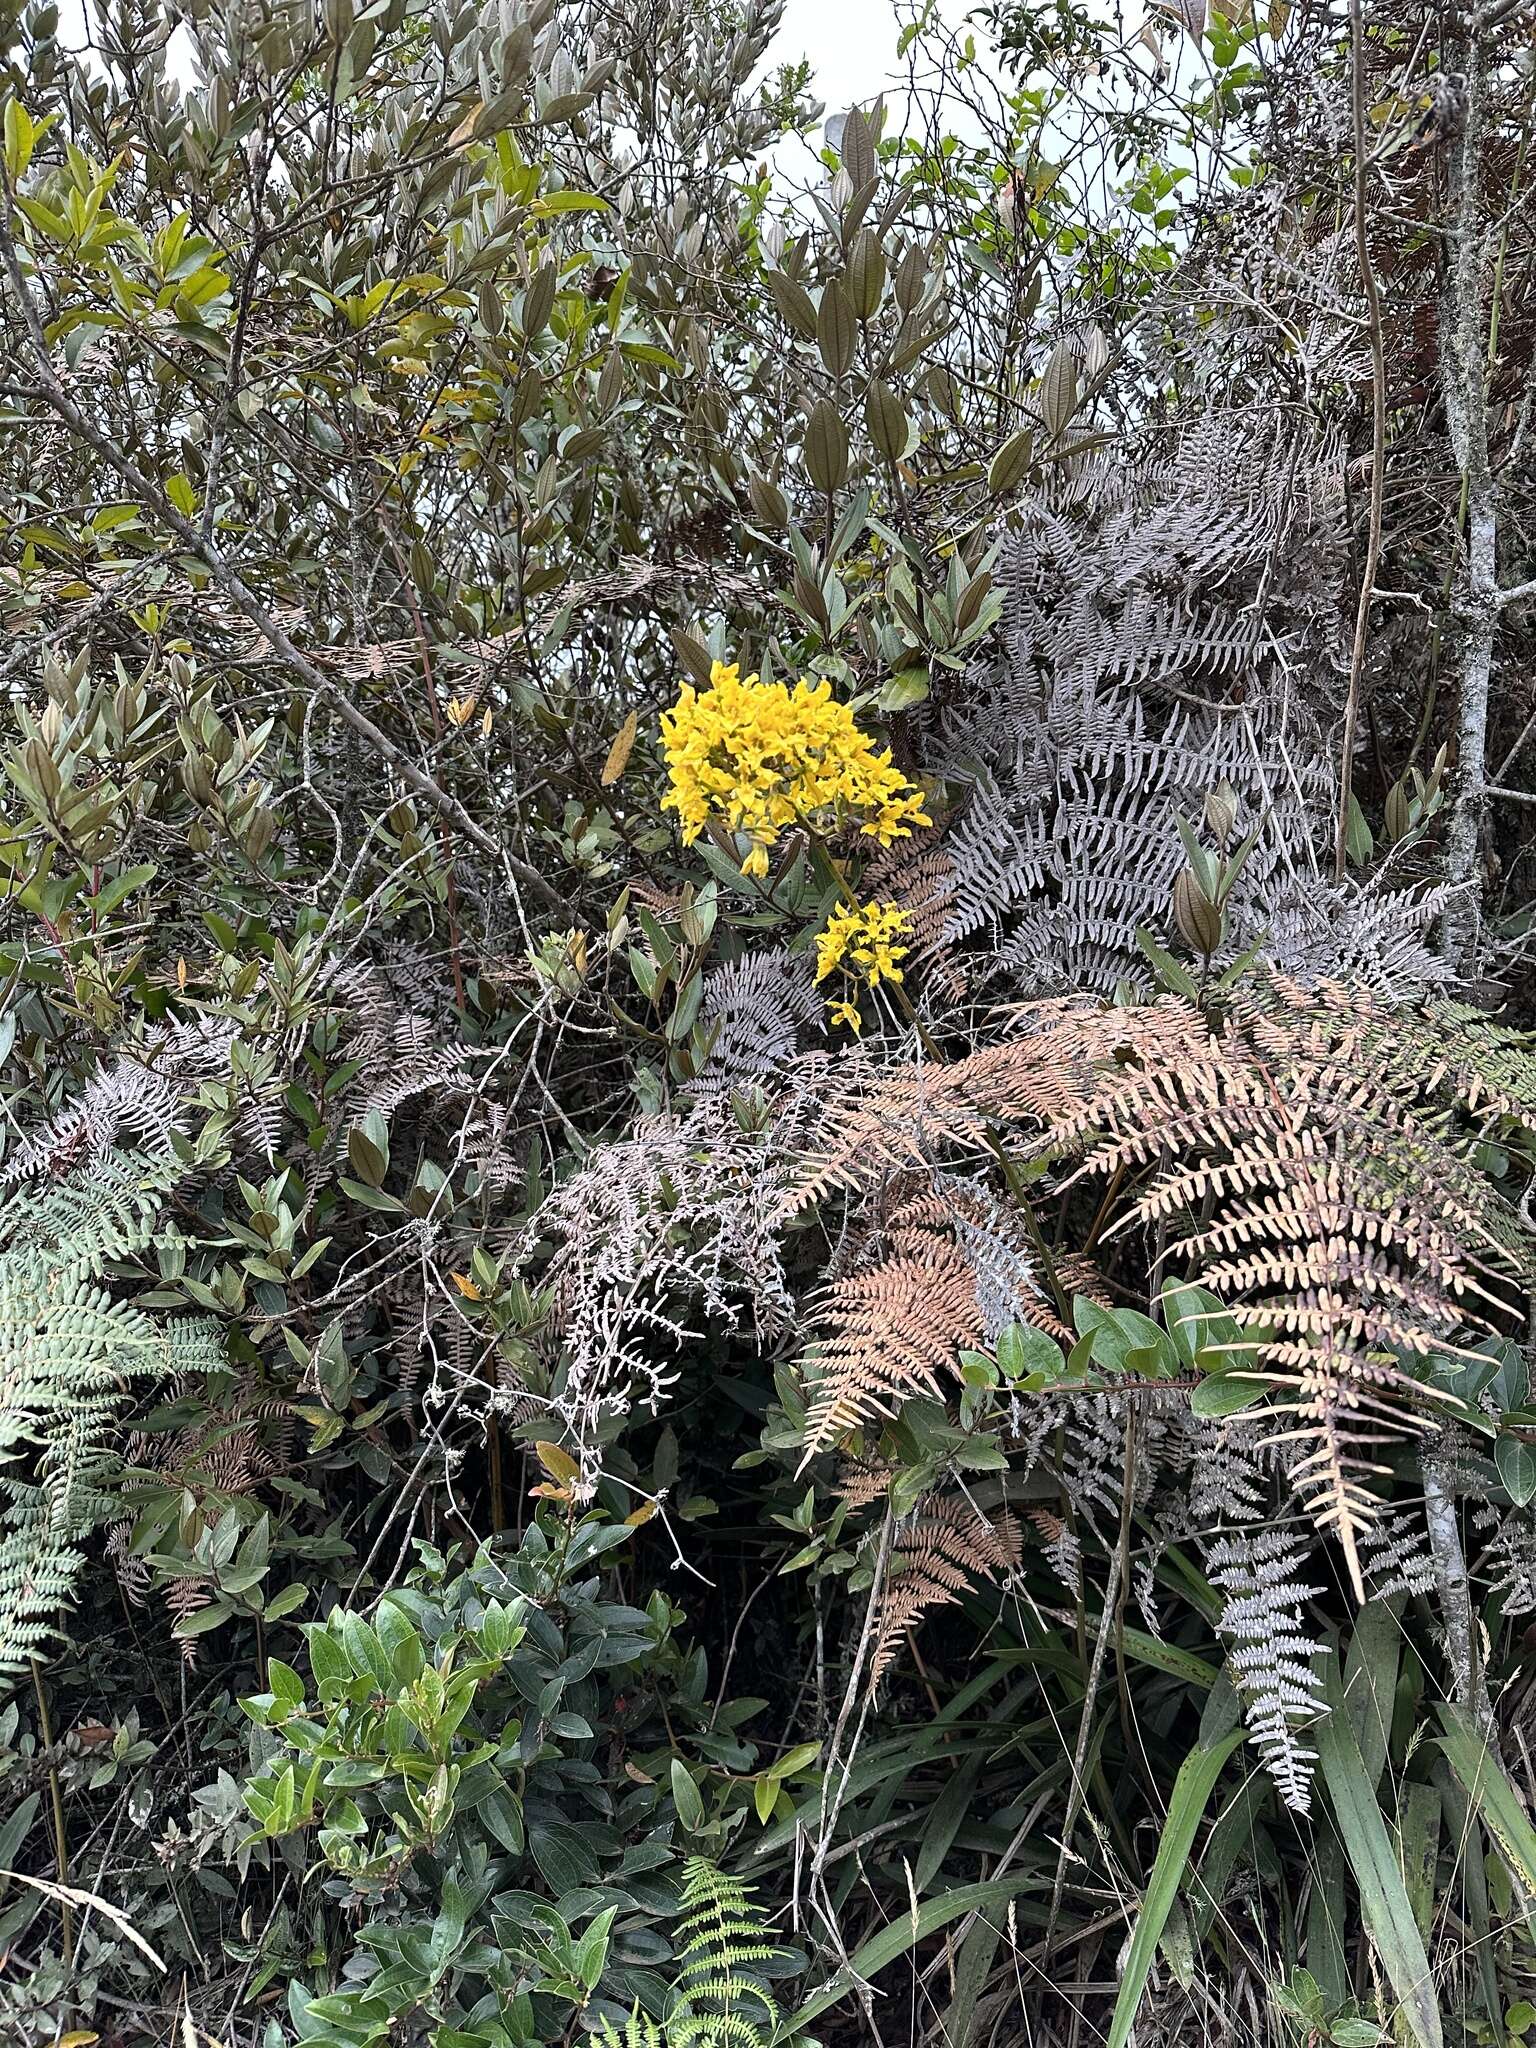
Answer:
594 2007 664 2048
8 1146 185 1261
0 1146 219 1672
668 1856 782 2048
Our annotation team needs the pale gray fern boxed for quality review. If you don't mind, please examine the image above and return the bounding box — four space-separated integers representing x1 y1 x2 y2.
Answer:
5 1055 186 1181
1185 1420 1275 1531
520 1100 796 1464
1206 1526 1329 1814
949 1184 1049 1345
1476 1508 1536 1615
1358 1503 1438 1601
0 1148 221 1670
927 432 1458 1003
695 948 822 1089
1257 875 1458 1000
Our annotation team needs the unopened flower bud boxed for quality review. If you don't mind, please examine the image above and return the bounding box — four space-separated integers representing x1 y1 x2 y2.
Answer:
1203 780 1238 847
1173 868 1224 957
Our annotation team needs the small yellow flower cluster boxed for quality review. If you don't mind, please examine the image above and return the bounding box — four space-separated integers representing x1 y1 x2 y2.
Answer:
660 661 930 879
814 900 911 1033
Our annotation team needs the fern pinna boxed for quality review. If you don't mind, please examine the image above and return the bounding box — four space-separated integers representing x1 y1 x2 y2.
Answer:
666 1855 782 2048
0 1147 221 1671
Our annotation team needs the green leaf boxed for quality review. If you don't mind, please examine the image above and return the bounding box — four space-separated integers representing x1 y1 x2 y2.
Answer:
1134 925 1199 996
878 666 930 712
173 1600 233 1638
266 1657 305 1712
88 862 158 915
531 189 611 214
339 1613 392 1690
803 398 849 496
305 1623 352 1693
1318 1675 1443 2048
1119 1628 1218 1690
1105 1729 1244 2048
428 1876 468 1978
766 268 817 339
1160 1279 1244 1364
987 426 1034 497
481 1786 525 1857
1343 1599 1402 1789
1497 1436 1536 1507
995 1322 1064 1381
1345 792 1373 866
788 1876 1044 2030
1436 1704 1536 1903
670 1757 704 1832
528 1820 600 1893
1038 340 1079 439
866 382 910 466
1190 1372 1269 1418
0 1793 41 1874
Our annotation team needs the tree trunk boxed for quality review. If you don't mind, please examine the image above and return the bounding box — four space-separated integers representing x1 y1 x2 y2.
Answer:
1440 12 1499 981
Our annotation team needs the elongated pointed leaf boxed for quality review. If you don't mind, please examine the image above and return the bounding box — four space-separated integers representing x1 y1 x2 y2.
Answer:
1436 1704 1536 1902
788 1877 1042 2030
1317 1683 1443 2048
1106 1729 1244 2048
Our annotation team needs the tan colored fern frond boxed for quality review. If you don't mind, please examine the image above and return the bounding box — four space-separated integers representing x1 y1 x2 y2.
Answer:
796 977 1530 1598
833 1457 899 1509
869 1494 1022 1685
796 998 1217 1205
802 1239 983 1461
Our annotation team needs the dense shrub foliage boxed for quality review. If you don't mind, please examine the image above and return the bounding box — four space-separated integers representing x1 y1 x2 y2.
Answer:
1 0 1535 2042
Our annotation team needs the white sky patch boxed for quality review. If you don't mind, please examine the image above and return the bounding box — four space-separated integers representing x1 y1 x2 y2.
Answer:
778 0 996 109
53 0 1004 112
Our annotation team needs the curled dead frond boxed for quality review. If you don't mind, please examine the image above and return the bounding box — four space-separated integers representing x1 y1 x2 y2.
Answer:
869 1492 1022 1687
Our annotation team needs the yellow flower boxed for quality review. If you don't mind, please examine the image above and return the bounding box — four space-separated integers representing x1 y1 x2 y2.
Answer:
827 998 863 1034
815 900 910 990
659 659 930 879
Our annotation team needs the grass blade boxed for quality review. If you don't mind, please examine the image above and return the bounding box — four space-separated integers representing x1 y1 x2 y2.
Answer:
1436 1704 1536 1901
1105 1728 1244 2048
787 1876 1043 2030
1316 1679 1443 2048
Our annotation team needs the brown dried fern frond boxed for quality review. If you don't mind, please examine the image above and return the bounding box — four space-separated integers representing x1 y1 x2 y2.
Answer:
801 1236 983 1462
869 1493 1021 1686
794 998 1215 1207
797 977 1530 1596
833 1457 899 1509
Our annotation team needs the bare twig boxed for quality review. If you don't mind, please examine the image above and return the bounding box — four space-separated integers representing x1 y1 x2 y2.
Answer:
1334 0 1387 882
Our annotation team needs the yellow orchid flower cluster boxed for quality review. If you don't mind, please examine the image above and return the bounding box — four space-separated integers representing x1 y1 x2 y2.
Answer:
660 660 930 880
814 899 911 1033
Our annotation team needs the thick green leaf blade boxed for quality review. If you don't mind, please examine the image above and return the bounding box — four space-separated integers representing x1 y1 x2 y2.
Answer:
1436 1757 1502 2036
1317 1683 1443 2048
1343 1600 1402 1789
1105 1729 1244 2048
1436 1703 1536 1900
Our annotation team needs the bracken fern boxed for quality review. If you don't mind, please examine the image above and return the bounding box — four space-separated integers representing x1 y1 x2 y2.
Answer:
0 1147 221 1671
